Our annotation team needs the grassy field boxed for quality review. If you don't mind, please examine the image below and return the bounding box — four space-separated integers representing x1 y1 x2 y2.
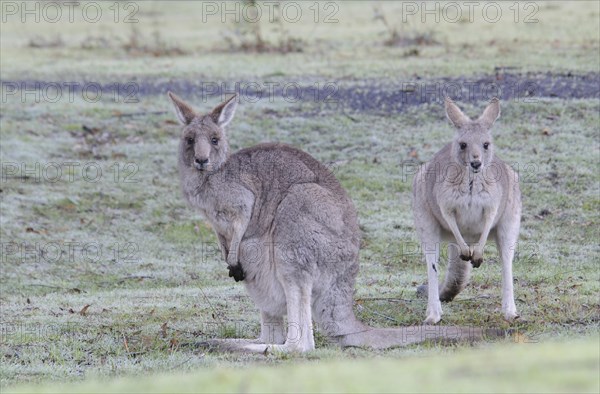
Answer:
1 1 599 392
1 1 599 80
7 337 600 393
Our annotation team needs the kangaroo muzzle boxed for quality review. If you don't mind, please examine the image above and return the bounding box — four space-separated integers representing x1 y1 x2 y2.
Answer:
470 160 482 172
194 158 209 171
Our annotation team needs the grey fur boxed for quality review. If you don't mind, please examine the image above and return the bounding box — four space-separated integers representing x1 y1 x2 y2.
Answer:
412 98 522 324
169 92 505 353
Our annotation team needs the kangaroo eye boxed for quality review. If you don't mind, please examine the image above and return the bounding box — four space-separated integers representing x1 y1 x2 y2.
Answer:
483 142 490 150
186 137 194 145
211 137 219 146
460 143 467 150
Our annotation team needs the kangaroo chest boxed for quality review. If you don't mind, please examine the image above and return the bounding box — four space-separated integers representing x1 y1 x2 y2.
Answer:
439 180 498 237
189 191 238 245
452 196 491 235
206 208 235 239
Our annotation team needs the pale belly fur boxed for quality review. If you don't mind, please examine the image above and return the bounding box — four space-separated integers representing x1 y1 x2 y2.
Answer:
444 195 498 243
238 236 287 317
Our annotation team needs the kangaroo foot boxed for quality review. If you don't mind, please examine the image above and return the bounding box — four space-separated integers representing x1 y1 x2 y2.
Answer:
424 300 443 324
198 338 261 353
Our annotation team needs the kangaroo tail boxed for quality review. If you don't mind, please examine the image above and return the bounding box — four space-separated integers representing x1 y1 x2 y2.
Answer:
340 324 511 350
439 259 473 302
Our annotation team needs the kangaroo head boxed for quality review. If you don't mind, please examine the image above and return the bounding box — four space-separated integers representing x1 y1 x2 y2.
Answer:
168 92 238 173
445 97 500 174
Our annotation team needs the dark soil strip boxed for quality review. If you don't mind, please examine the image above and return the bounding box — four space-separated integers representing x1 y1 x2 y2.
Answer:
332 72 600 113
2 72 598 114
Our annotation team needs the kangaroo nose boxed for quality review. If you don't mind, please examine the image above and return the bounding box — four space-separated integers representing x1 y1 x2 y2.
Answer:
194 158 209 170
470 160 482 170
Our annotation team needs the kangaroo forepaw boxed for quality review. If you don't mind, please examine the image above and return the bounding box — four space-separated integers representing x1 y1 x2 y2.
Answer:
228 264 245 282
458 244 472 261
471 248 484 267
471 258 483 268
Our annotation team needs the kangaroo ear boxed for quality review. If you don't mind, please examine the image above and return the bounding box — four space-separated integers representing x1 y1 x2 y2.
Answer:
445 97 471 129
168 91 197 125
210 94 238 128
478 97 501 128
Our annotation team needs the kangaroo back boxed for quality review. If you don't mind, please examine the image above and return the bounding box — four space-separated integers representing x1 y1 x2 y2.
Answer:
222 142 359 240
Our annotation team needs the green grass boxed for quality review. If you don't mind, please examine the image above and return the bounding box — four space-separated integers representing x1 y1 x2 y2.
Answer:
1 1 599 392
7 337 600 393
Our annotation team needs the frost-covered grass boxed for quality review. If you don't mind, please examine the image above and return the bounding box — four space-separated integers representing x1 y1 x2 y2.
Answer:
1 2 598 80
1 95 598 389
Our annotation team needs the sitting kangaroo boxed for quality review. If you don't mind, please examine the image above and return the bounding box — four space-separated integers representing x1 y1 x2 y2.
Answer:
169 92 504 353
413 98 521 325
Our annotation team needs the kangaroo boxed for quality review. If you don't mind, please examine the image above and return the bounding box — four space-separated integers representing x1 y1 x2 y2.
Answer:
412 98 521 325
169 92 506 353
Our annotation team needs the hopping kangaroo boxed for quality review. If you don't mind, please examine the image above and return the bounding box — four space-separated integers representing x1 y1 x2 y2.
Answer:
413 98 521 325
169 92 503 353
